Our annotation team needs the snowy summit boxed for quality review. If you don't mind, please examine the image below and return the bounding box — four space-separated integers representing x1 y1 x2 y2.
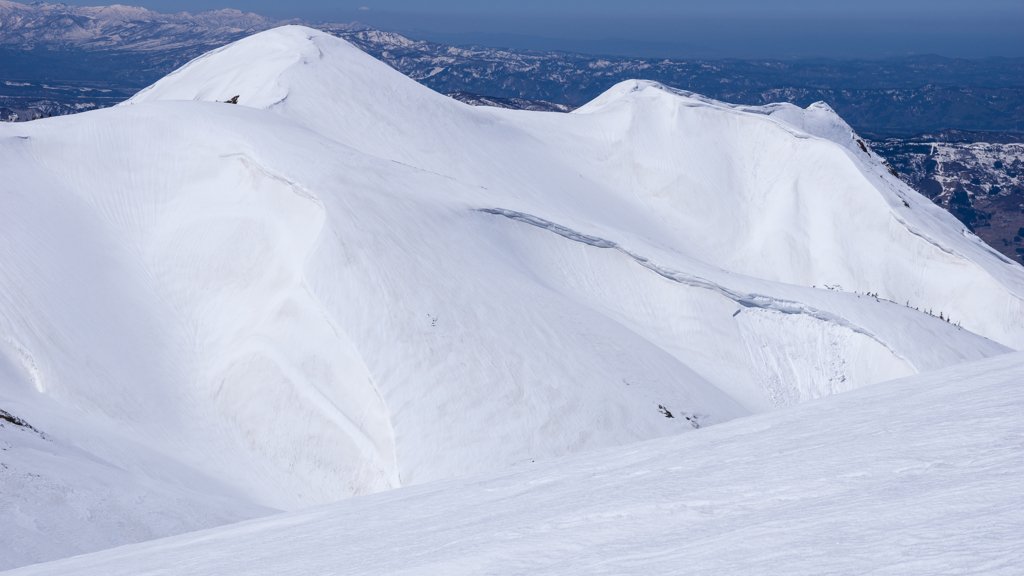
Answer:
0 25 1021 573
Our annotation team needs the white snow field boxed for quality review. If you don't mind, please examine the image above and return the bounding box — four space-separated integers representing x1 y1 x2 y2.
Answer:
1 24 1022 569
9 350 1024 576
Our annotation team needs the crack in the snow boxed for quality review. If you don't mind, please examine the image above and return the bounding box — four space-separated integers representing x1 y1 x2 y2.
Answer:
478 207 915 370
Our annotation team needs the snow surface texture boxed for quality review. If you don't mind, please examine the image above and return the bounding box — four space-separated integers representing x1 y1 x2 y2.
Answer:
9 351 1023 575
0 358 273 570
1 25 1023 568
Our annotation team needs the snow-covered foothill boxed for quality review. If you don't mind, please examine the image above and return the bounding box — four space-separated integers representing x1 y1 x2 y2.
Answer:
1 24 1023 569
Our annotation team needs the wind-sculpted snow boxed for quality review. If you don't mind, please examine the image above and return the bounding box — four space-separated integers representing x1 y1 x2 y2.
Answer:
473 205 1005 409
1 25 1023 568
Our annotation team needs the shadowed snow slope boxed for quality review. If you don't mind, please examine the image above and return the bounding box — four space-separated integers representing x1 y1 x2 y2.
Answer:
9 351 1023 576
1 24 1022 568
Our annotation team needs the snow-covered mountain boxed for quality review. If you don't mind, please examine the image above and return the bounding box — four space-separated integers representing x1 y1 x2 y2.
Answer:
2 25 1023 569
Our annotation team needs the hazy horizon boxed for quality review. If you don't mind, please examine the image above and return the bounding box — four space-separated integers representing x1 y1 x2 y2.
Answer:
7 0 1024 59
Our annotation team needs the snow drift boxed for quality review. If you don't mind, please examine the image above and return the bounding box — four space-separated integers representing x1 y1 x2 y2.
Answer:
2 25 1023 568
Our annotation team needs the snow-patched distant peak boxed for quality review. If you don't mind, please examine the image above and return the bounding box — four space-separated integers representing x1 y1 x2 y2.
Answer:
0 1 282 51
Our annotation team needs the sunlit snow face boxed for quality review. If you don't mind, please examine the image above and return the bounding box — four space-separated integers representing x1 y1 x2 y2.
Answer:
2 22 1023 572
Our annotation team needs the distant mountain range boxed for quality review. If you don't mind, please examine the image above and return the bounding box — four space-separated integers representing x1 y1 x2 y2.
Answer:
869 132 1024 256
0 0 368 52
446 91 576 113
0 0 281 51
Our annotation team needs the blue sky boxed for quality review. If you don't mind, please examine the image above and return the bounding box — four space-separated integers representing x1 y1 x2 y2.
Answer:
92 0 1024 57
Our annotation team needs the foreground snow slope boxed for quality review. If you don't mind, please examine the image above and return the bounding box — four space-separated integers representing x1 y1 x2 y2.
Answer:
0 356 273 569
11 351 1022 576
1 24 1023 567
